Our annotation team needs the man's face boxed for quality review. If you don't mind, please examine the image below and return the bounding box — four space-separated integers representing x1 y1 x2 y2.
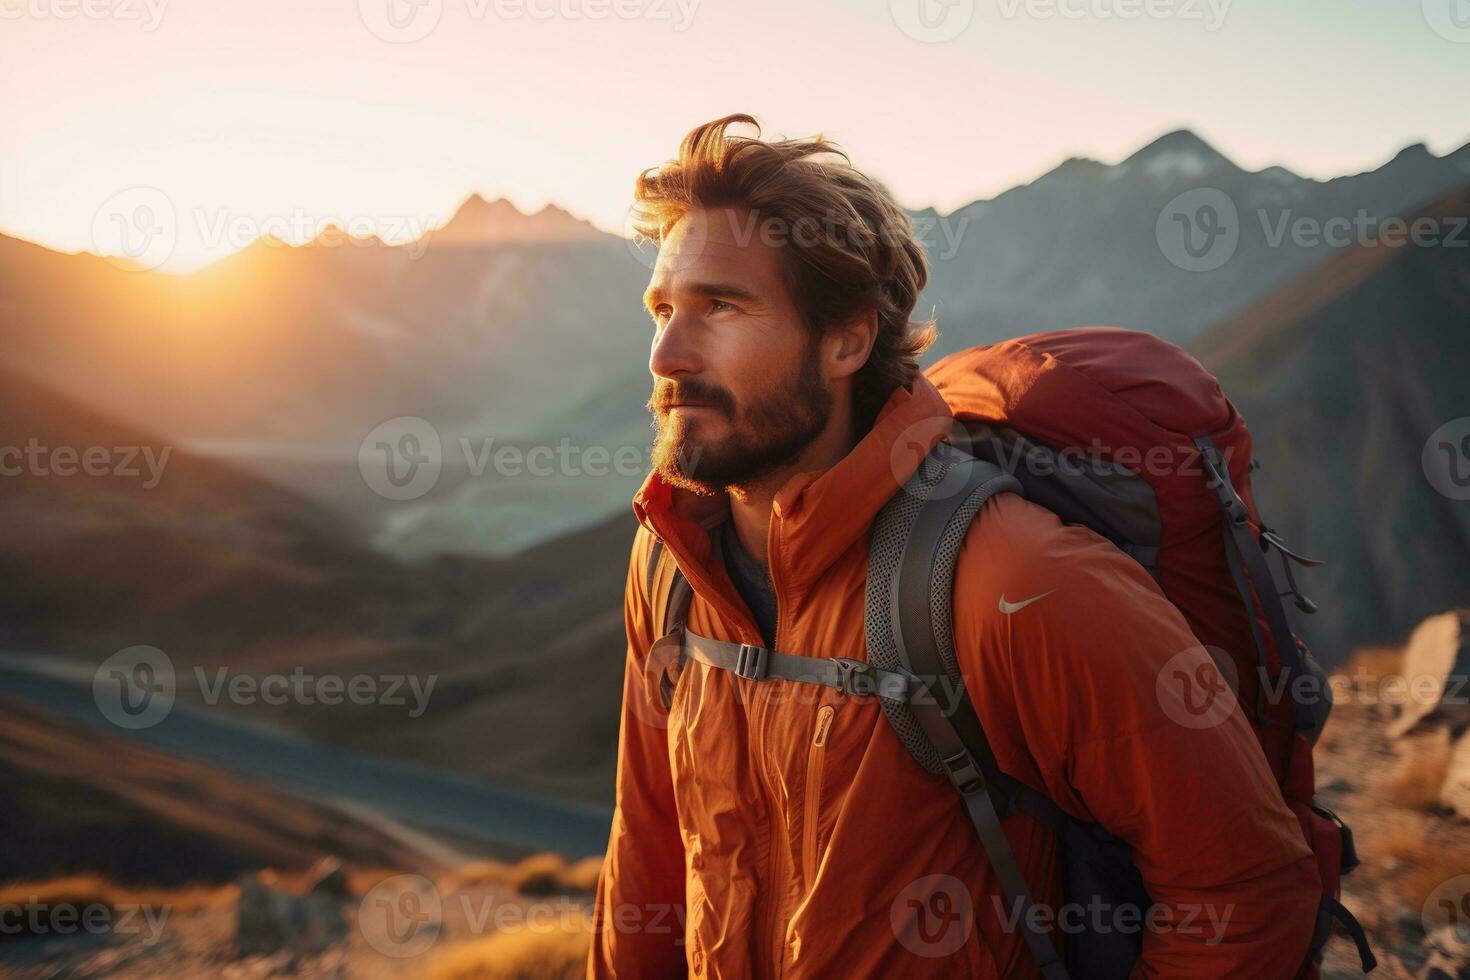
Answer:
644 207 833 495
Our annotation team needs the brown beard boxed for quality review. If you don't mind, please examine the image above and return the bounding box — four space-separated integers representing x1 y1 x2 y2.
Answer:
647 339 832 495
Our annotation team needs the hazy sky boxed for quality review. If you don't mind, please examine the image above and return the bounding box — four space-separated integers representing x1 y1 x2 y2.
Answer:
2 0 1467 270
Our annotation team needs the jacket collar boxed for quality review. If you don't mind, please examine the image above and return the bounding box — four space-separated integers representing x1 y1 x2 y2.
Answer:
632 375 954 612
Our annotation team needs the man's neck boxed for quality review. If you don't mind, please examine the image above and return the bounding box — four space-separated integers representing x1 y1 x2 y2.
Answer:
726 402 859 567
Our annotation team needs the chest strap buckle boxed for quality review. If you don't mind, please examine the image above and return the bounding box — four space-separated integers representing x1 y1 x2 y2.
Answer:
734 643 770 681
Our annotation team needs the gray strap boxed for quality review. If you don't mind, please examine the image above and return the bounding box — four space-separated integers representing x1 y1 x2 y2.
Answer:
891 447 1069 979
962 778 1072 980
893 447 1024 805
907 688 1069 979
680 630 922 702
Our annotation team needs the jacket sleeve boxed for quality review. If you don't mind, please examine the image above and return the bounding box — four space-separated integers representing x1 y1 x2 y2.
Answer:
587 529 689 979
953 494 1321 980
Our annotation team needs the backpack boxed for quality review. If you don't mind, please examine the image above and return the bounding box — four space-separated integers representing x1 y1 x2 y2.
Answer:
645 327 1374 979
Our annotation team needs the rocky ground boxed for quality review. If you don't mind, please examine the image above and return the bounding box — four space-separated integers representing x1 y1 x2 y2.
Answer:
1315 647 1470 979
4 646 1469 979
0 857 599 980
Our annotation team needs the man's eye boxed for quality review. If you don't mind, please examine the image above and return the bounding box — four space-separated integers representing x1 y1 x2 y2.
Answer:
710 299 735 313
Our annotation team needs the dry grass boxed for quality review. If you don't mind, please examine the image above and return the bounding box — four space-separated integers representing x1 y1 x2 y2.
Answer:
0 874 234 939
1360 818 1470 931
439 853 603 898
1371 822 1444 913
1385 727 1454 811
426 908 590 980
0 874 233 914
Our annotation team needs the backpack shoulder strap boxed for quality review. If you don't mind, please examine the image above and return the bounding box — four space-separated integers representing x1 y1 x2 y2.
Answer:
879 443 1071 980
646 535 693 638
645 535 695 711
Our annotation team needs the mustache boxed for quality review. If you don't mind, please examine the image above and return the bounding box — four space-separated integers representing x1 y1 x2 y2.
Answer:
647 379 736 416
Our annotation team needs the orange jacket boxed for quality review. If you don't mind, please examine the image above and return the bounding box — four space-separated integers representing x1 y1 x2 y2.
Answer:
589 377 1321 979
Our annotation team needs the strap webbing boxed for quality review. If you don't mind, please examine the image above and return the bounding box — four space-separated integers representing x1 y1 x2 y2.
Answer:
1313 894 1377 973
1194 436 1316 733
890 446 1070 979
680 630 922 702
961 776 1071 980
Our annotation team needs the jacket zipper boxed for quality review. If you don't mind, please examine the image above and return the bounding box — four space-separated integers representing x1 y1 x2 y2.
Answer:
757 685 787 979
759 518 790 979
802 704 835 887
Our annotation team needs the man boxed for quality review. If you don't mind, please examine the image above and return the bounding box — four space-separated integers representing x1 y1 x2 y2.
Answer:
588 114 1321 979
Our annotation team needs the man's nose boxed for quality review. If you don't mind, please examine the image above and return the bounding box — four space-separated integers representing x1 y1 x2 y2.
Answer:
649 312 702 381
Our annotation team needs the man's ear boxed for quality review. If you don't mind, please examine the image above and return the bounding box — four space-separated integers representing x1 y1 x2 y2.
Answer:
824 309 879 381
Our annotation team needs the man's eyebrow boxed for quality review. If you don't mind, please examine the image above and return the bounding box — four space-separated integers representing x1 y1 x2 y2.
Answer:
642 281 762 312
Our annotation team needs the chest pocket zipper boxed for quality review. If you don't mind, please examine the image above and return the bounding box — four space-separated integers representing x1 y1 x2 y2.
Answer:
802 704 836 887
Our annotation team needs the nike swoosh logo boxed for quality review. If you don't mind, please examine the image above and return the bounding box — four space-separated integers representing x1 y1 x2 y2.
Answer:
998 591 1055 615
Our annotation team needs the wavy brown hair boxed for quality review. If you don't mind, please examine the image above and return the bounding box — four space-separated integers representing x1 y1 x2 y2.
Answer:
631 113 936 435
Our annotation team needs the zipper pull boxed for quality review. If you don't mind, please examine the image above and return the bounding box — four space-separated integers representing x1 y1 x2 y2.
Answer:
813 705 835 747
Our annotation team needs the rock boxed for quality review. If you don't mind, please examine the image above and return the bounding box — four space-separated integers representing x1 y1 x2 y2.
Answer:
1390 611 1470 739
301 859 350 952
305 857 352 900
234 859 350 958
235 874 302 958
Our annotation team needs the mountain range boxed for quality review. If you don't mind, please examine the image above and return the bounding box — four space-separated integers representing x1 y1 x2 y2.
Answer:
2 128 1467 665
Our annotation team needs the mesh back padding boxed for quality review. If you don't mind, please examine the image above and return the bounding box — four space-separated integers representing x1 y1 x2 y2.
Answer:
866 445 1004 774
